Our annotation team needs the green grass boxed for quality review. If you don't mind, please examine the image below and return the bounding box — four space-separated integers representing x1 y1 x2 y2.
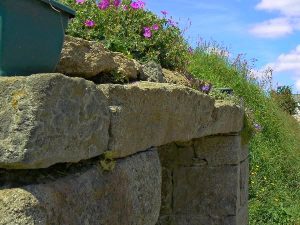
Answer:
189 47 300 224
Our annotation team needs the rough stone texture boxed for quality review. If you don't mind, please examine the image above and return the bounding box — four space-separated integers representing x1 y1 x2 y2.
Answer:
173 166 240 216
56 36 141 80
0 73 109 169
140 61 166 83
206 101 244 136
98 82 215 158
56 36 116 78
240 159 249 207
162 69 191 87
110 52 141 80
157 135 249 225
0 149 161 225
0 74 244 169
194 135 241 165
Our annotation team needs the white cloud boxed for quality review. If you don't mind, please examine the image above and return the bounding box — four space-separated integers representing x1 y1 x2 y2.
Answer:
296 79 300 91
263 45 300 91
256 0 300 17
268 45 300 73
251 0 300 38
249 18 293 38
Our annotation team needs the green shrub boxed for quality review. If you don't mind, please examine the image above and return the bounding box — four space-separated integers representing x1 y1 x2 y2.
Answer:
59 0 191 71
189 44 300 224
271 86 298 115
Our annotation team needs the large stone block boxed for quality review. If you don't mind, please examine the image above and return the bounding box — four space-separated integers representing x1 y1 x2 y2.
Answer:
0 74 110 169
206 101 244 136
173 166 240 216
99 82 215 158
0 75 244 168
158 141 195 168
56 36 141 80
0 150 161 225
194 135 241 166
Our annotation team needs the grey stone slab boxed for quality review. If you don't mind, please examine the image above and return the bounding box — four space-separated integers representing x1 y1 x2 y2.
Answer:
173 166 240 216
237 204 249 225
99 82 215 158
240 159 249 207
240 144 249 162
0 150 161 225
160 167 173 214
194 136 241 165
158 141 195 168
0 74 110 169
203 101 244 136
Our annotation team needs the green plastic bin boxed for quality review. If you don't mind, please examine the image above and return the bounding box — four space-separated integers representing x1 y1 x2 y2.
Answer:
0 0 75 76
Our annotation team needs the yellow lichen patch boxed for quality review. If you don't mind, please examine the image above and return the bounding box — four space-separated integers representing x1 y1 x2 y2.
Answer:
11 90 27 111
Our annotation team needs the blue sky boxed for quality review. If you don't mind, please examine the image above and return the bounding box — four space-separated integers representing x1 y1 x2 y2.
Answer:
146 0 300 93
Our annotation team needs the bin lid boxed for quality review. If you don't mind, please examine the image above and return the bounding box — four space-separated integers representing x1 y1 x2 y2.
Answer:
39 0 76 18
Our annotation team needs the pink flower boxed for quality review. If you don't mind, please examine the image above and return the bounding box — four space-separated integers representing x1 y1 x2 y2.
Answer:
130 0 145 10
161 10 168 15
143 27 152 38
84 20 95 27
188 47 193 53
122 5 128 10
152 24 159 31
167 18 177 27
114 0 121 7
98 0 110 10
76 0 85 4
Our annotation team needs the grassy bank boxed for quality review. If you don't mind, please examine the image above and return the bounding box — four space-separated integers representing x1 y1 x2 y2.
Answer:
189 47 300 224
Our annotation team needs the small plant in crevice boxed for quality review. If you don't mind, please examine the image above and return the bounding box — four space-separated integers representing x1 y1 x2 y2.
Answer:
99 151 116 172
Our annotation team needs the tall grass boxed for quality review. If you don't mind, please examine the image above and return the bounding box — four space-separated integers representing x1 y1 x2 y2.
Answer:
189 45 300 224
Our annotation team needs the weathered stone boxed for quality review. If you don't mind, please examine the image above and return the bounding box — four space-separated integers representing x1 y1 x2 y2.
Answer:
237 203 248 225
56 36 116 78
140 61 166 83
0 73 109 169
240 144 249 162
240 159 249 207
158 142 195 168
194 135 241 165
209 101 244 135
98 82 215 158
160 167 173 214
162 69 191 87
111 52 141 80
0 76 244 168
173 166 239 216
0 150 161 225
56 36 141 80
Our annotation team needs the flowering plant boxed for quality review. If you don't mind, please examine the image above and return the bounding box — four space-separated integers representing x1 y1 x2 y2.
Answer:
59 0 190 71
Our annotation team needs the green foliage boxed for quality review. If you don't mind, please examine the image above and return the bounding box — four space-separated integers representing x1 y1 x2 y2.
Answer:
100 151 116 172
271 86 299 115
189 44 300 224
59 0 191 71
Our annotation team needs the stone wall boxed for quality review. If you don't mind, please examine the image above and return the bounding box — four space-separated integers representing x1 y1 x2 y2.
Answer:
157 135 249 225
0 36 248 225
